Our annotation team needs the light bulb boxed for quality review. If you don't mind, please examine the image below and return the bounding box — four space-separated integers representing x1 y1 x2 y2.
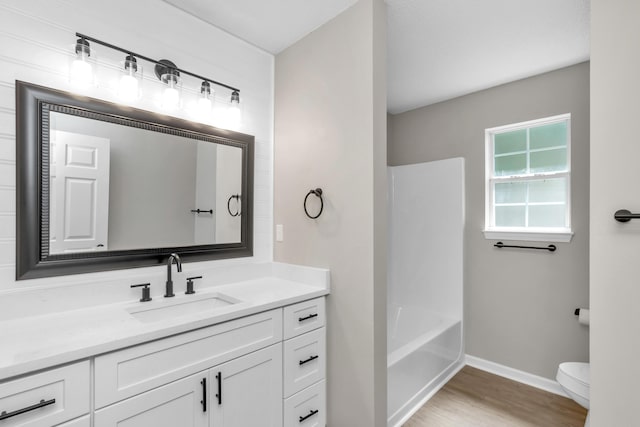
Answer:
71 59 93 86
162 84 180 110
119 74 139 102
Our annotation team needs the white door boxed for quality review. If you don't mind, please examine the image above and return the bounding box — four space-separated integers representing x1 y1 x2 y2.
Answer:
94 372 208 427
591 1 640 424
50 130 110 254
210 344 282 427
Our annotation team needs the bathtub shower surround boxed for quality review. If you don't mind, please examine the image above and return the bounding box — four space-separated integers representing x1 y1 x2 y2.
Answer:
387 158 465 426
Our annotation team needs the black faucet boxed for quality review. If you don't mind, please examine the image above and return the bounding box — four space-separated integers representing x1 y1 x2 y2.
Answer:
165 253 182 297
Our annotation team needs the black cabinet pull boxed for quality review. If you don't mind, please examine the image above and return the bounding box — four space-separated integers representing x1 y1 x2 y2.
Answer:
215 371 222 405
299 355 319 366
0 398 56 420
299 409 319 423
298 313 318 322
200 378 207 412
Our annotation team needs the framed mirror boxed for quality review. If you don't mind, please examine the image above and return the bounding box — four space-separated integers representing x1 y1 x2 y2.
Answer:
16 81 254 280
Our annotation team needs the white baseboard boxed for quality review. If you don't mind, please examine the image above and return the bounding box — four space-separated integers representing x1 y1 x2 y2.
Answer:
465 354 568 397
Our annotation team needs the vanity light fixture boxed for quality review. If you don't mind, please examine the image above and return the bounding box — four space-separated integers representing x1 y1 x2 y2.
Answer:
70 37 93 87
70 33 242 126
118 54 140 102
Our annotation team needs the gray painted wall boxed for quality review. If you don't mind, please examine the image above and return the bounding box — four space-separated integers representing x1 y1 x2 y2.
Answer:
388 62 590 379
274 0 387 425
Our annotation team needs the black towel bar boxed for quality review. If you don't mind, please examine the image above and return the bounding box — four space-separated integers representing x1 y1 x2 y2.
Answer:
494 241 556 252
191 209 213 214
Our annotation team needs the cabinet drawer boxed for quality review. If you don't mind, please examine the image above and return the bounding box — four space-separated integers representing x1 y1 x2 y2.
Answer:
283 328 326 398
284 380 326 427
0 361 90 427
283 297 325 340
95 308 282 408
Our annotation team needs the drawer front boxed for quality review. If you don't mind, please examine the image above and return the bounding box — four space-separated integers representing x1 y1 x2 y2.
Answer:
95 308 282 408
283 328 326 398
284 380 326 427
57 415 91 427
283 297 325 340
0 361 90 427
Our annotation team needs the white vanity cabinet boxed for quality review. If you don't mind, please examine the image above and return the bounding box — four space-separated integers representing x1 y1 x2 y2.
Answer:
0 293 328 427
282 298 327 427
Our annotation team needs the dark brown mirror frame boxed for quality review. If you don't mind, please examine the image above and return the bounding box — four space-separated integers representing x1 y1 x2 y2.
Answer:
16 81 254 280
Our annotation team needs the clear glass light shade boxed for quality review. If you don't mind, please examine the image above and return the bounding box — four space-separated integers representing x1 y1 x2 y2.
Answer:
160 74 181 110
194 82 214 122
225 90 241 129
118 59 142 103
70 51 93 87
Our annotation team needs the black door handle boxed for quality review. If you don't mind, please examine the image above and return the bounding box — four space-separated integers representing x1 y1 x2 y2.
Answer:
200 378 207 412
215 371 222 405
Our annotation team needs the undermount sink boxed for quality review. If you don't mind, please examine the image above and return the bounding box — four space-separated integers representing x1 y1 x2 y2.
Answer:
127 293 242 323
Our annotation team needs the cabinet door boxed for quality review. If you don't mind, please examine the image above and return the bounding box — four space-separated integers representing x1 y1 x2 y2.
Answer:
95 372 207 427
210 344 282 427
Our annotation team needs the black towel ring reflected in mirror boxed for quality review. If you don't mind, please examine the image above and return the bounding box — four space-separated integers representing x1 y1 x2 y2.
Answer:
227 194 241 217
304 188 323 219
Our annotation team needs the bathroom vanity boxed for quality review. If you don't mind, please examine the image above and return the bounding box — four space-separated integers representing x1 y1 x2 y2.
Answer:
0 262 329 427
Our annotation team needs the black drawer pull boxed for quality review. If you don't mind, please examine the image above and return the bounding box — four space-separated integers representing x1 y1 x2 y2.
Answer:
299 409 319 423
215 371 222 405
0 398 56 420
200 378 207 412
299 355 319 366
298 313 318 322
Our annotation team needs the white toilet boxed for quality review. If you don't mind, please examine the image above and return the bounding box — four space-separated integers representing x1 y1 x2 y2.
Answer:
556 362 590 426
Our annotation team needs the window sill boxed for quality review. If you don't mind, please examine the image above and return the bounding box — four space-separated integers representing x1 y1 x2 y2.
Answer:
483 229 573 243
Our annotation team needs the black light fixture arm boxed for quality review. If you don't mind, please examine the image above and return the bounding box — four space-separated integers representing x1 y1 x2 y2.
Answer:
75 32 240 94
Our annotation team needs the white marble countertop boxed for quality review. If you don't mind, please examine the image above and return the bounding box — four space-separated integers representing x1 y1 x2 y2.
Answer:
0 262 329 381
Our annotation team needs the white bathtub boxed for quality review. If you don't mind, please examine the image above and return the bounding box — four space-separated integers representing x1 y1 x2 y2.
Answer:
387 159 465 426
387 305 463 427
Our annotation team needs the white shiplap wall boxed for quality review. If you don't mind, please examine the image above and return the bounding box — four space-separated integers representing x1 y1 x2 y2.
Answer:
0 0 274 292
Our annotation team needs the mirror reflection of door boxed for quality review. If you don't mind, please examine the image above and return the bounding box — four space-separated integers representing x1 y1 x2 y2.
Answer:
50 130 110 254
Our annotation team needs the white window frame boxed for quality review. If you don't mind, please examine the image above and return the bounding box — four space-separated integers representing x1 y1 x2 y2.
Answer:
484 113 573 243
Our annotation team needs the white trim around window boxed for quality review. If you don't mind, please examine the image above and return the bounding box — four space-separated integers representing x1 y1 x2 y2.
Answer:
484 113 573 243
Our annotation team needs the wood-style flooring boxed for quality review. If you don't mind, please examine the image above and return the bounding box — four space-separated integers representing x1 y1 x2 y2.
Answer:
404 366 587 427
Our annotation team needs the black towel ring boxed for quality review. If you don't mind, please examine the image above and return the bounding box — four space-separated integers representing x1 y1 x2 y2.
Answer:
304 188 323 219
227 194 241 217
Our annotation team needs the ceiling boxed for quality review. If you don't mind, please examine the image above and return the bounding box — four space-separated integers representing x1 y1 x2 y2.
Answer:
164 0 590 114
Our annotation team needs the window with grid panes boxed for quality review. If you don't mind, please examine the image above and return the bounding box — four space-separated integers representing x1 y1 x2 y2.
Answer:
484 114 573 242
